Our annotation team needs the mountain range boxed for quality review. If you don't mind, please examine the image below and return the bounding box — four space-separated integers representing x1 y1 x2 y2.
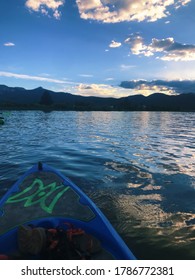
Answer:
0 84 195 111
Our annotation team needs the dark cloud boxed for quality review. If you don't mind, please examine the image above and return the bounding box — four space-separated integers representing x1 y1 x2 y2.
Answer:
150 38 174 50
120 80 195 94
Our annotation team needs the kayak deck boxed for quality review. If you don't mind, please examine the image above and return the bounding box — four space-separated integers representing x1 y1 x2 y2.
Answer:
0 163 136 260
0 171 95 234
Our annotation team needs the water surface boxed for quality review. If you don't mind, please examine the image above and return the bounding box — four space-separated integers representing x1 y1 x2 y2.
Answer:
0 111 195 259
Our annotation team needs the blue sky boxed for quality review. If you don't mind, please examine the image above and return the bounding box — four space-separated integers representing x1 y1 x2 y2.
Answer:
0 0 195 97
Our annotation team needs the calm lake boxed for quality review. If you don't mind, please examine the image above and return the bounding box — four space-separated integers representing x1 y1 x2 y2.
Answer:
0 111 195 259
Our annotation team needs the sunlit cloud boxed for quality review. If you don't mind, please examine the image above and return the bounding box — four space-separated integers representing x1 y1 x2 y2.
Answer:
76 83 130 98
149 38 195 61
25 0 64 19
76 0 191 23
120 80 176 96
4 42 15 47
109 40 121 48
125 34 153 57
24 0 191 22
133 84 175 96
125 34 195 61
75 82 173 97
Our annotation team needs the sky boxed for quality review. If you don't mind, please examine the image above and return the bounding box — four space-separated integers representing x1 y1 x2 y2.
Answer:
0 0 195 98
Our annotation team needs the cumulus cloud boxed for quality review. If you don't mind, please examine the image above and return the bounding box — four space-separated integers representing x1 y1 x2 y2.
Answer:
125 34 153 56
109 40 121 48
130 83 175 95
149 38 195 61
149 38 175 52
25 0 64 19
76 0 191 23
76 83 129 98
158 43 195 61
4 42 15 47
125 34 195 61
25 0 191 22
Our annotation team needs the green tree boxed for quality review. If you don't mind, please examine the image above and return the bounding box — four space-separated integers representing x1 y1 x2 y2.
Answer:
40 91 53 106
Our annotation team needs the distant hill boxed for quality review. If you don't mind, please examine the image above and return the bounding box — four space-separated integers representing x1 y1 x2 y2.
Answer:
0 84 195 111
121 92 195 111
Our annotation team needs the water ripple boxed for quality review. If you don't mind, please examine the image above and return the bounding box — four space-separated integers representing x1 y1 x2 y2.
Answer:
0 110 195 259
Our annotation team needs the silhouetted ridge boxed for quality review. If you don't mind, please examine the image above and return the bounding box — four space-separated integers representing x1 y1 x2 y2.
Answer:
0 84 195 111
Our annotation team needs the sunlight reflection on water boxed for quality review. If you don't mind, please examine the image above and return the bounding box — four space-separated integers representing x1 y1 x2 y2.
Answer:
0 110 195 259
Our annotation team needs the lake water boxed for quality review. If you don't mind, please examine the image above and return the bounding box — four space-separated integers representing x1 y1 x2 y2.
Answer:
0 111 195 259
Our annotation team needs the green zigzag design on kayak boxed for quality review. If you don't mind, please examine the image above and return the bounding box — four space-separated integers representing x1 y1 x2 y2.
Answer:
6 178 70 214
